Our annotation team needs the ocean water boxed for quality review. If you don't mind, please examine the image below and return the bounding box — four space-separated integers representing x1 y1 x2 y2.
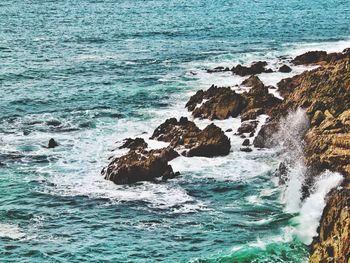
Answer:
1 0 350 262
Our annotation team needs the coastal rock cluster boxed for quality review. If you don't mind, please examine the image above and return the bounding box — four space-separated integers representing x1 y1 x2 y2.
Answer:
102 47 350 262
252 48 350 262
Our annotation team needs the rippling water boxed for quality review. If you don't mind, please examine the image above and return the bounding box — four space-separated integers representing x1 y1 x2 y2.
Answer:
1 0 350 262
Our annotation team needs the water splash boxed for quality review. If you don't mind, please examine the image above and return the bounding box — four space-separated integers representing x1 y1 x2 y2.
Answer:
294 171 343 244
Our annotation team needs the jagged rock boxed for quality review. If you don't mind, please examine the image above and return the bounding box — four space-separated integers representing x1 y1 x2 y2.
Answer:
232 61 271 76
241 108 264 121
309 188 350 263
274 57 350 118
241 75 265 90
119 138 148 150
311 110 325 127
226 129 233 132
237 121 258 135
242 139 250 146
48 138 58 148
253 122 278 148
151 118 231 157
185 86 246 120
102 147 179 185
278 64 292 73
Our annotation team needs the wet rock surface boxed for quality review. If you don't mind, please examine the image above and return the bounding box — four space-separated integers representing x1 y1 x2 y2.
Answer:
119 138 148 150
309 188 350 263
186 77 281 121
151 117 231 157
185 86 246 120
206 61 273 76
255 51 350 262
102 147 179 185
48 138 59 148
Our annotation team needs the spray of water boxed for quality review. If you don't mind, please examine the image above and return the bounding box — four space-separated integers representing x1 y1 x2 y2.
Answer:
271 108 344 244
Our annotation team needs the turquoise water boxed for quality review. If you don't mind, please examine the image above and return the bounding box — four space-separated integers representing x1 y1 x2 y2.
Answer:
1 0 350 262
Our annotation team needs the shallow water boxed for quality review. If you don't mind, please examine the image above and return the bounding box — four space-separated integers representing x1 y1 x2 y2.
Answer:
1 0 350 262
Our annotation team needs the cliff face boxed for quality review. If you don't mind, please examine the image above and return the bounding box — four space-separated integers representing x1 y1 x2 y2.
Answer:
258 53 350 262
309 188 350 263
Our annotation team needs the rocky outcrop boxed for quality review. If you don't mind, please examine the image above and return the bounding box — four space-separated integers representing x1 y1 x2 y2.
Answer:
278 64 292 73
186 77 281 121
255 53 350 262
309 188 350 263
185 86 246 120
102 147 179 184
206 61 273 76
291 48 350 65
119 138 148 150
150 117 231 157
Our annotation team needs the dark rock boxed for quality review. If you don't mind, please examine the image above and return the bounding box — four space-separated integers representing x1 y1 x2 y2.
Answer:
237 121 258 135
232 61 270 76
292 51 328 65
226 129 233 132
207 66 225 73
240 147 252 152
241 108 264 121
102 147 179 185
119 138 148 150
275 162 289 184
48 138 58 148
46 120 61 127
242 139 250 146
151 118 231 157
278 65 292 73
241 75 265 91
253 122 278 148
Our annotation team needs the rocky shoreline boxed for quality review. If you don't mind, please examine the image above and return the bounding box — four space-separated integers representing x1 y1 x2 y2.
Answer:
102 48 350 262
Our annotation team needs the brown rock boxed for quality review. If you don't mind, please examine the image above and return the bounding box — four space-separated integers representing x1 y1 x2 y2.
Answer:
151 118 231 157
292 51 328 65
309 188 350 263
237 121 258 135
186 86 247 120
119 138 148 150
102 147 180 185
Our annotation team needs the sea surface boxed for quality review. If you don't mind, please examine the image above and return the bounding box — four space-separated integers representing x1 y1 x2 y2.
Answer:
1 0 350 262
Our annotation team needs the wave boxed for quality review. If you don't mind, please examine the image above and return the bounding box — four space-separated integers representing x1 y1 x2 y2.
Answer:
0 223 25 240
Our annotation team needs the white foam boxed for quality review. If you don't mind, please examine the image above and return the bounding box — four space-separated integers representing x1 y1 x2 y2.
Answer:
294 171 343 244
0 223 25 240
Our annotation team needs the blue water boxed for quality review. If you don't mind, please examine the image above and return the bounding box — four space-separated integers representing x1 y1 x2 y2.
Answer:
1 0 350 262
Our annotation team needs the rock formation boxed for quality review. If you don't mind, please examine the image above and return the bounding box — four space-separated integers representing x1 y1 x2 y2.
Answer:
253 53 350 262
150 117 231 157
102 147 179 185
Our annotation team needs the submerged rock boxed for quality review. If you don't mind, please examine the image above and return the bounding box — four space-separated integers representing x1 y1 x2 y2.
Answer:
102 147 179 185
151 117 231 157
48 138 58 148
